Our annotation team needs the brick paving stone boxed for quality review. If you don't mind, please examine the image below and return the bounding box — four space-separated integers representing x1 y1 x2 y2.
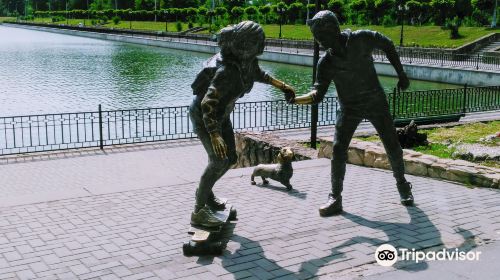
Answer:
0 144 499 279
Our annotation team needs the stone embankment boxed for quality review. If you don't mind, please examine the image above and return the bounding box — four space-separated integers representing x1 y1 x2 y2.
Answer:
318 138 499 188
234 132 316 168
234 131 499 188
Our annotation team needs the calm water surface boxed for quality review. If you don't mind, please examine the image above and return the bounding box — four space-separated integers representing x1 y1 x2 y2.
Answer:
0 25 457 116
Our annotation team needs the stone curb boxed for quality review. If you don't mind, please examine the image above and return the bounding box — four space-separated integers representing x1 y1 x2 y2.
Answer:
318 137 500 189
235 131 317 168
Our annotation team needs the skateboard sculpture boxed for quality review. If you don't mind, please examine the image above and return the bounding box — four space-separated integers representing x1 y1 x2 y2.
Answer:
251 147 294 190
185 21 295 256
183 199 237 256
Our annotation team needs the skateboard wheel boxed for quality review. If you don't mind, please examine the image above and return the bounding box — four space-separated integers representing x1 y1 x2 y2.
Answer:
208 242 224 255
182 242 194 256
229 208 237 221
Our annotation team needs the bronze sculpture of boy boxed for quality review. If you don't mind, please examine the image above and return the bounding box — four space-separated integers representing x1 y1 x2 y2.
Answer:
294 11 414 217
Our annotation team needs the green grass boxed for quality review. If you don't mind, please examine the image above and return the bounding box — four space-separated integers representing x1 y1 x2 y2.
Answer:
260 24 495 48
357 121 500 168
0 17 15 23
29 18 497 48
413 143 455 158
32 18 206 33
424 121 500 144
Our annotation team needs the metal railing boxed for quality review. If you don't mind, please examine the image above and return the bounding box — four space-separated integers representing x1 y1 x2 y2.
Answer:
388 85 500 121
1 86 499 156
374 49 500 71
7 21 500 71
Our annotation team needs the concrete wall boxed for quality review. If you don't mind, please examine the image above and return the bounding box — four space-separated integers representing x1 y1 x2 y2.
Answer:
375 63 500 87
6 24 500 87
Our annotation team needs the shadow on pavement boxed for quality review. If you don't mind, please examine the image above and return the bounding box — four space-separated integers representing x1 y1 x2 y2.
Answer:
208 206 479 278
255 183 308 200
297 206 478 274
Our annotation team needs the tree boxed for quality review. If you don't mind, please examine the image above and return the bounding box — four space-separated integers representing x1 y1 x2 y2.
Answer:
288 2 303 23
245 5 258 21
224 0 245 10
454 0 473 19
406 0 422 24
274 2 288 23
164 0 199 8
259 5 271 23
230 6 244 22
169 7 180 21
348 0 367 24
328 0 347 23
184 7 197 22
431 0 456 25
374 0 395 25
471 0 493 25
214 6 226 20
472 0 494 11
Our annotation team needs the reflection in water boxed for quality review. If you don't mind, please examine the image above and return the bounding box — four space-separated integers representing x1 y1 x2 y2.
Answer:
0 25 457 116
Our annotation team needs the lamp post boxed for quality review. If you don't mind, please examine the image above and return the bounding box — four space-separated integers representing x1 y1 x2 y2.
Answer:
164 10 168 32
398 3 408 47
65 0 68 25
306 0 310 23
211 0 215 32
154 0 157 22
311 0 320 149
277 6 285 39
85 0 89 26
129 11 132 29
492 0 498 28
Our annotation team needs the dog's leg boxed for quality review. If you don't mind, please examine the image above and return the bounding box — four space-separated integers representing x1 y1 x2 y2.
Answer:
251 174 256 185
261 177 269 185
284 182 293 191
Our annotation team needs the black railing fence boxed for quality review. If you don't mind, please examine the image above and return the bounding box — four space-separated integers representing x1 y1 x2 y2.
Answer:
1 85 499 156
388 85 500 121
6 21 500 72
373 49 500 71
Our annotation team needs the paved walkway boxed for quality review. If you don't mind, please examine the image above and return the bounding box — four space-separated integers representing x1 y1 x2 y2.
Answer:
1 139 500 279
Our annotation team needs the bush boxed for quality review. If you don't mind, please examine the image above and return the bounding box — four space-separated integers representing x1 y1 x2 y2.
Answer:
112 16 120 25
176 21 182 32
188 21 194 29
444 16 462 39
100 15 109 24
20 15 34 21
382 14 395 27
51 16 65 23
356 14 369 25
471 9 489 26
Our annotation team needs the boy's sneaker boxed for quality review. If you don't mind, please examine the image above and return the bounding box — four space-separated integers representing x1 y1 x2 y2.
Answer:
397 182 414 206
319 194 343 217
191 206 224 228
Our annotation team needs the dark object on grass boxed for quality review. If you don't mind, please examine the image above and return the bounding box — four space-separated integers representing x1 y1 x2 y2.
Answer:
397 120 429 148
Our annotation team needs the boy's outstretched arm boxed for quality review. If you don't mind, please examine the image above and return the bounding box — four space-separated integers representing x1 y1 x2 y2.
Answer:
369 31 409 90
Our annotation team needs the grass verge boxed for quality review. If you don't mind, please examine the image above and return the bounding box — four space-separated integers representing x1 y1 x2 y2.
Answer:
356 121 500 168
26 18 498 48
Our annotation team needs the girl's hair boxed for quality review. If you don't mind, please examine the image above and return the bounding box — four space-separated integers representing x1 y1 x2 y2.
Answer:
218 21 265 58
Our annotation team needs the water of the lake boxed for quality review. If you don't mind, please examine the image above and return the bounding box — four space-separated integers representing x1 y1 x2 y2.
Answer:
0 25 458 117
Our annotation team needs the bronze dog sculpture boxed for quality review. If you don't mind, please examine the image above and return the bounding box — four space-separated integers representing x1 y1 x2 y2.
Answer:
251 147 294 190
